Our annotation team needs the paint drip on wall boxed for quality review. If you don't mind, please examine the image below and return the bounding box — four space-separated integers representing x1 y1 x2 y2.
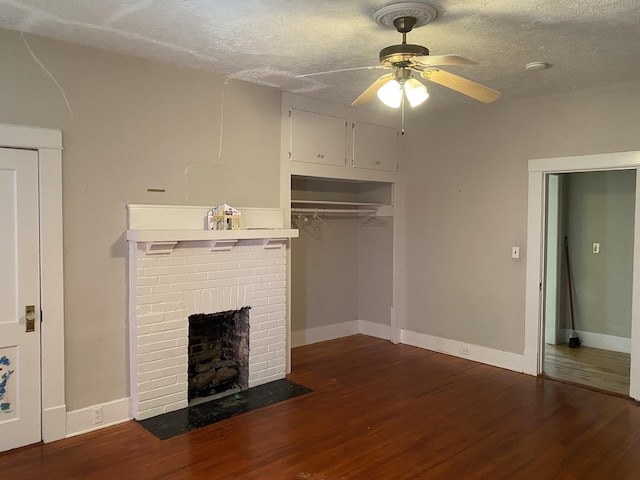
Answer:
0 355 15 414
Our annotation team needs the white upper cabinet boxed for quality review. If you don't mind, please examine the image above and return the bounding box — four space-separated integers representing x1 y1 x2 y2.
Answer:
289 108 347 166
352 121 398 171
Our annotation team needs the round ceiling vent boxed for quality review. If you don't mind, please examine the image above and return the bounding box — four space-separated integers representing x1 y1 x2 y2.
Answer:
373 2 438 29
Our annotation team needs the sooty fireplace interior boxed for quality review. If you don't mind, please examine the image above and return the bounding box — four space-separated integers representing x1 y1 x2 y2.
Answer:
188 307 250 402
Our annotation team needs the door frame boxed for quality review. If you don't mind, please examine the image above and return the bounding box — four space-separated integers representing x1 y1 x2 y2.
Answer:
524 150 640 399
0 123 65 442
543 174 562 346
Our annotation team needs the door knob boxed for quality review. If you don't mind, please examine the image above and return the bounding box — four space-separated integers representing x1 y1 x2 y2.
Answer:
25 305 36 333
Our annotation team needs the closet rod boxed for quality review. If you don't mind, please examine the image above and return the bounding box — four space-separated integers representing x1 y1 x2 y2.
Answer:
291 207 379 215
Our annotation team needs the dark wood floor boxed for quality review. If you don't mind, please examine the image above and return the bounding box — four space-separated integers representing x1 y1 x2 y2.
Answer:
3 334 640 479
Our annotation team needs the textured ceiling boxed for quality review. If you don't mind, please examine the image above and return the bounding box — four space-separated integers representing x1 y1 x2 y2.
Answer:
1 0 639 112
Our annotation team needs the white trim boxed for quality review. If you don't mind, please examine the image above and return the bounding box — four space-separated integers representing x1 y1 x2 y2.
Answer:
65 398 131 438
632 168 640 400
0 123 61 149
290 326 526 373
558 329 631 354
42 405 66 443
524 171 545 375
358 320 392 341
391 181 404 345
126 229 298 243
127 243 138 421
0 123 65 443
529 151 640 173
291 321 360 347
39 147 66 443
525 151 640 400
400 330 525 373
291 320 393 347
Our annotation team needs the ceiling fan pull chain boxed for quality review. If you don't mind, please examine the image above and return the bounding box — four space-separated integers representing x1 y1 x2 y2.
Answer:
401 95 406 135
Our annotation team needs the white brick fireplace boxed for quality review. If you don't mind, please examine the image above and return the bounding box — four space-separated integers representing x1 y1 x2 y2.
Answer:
127 205 298 420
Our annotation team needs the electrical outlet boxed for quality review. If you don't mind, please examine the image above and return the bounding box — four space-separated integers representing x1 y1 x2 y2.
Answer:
93 406 104 425
511 246 520 259
593 242 600 254
460 346 471 356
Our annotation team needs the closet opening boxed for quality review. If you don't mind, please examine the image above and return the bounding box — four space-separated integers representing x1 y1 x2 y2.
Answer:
290 175 395 347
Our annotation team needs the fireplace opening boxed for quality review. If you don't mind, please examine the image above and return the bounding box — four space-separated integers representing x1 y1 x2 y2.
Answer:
188 307 250 403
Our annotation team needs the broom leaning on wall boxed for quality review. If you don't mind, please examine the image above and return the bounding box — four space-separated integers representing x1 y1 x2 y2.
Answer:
564 236 581 348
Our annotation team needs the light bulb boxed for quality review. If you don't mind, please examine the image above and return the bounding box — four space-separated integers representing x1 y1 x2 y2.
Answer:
377 79 402 108
404 78 429 107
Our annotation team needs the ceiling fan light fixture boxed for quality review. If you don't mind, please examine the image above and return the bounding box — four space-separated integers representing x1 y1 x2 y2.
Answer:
404 78 429 107
377 79 403 108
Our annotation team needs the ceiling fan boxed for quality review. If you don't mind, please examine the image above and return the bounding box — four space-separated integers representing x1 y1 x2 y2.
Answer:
296 4 500 110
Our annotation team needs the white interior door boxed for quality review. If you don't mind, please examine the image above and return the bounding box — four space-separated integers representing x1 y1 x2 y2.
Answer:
0 147 41 452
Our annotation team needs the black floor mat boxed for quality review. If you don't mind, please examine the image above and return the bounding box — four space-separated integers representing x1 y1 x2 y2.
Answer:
138 379 312 440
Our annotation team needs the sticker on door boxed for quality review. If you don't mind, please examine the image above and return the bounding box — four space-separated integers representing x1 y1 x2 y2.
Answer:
0 350 16 418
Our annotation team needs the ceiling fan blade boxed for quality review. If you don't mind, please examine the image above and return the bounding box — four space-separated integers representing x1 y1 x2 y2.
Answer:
351 73 395 106
421 69 501 103
413 54 477 66
296 65 385 78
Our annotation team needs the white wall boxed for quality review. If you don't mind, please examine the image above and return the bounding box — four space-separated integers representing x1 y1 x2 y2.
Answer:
401 78 640 354
0 29 281 410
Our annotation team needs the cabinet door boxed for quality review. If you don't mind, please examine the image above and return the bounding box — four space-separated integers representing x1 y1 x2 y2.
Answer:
352 121 398 171
290 109 346 166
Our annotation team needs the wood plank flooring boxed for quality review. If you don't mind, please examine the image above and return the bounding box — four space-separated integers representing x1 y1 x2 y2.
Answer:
544 343 631 396
2 334 640 479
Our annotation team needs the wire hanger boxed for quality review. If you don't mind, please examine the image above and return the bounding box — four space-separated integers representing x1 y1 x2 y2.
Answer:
310 209 328 227
361 214 388 227
292 213 309 228
297 209 327 239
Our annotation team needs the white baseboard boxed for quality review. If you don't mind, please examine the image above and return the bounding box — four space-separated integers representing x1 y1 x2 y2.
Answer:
560 329 630 353
65 397 131 438
357 320 392 341
291 321 360 347
400 329 525 373
291 323 524 375
291 320 392 347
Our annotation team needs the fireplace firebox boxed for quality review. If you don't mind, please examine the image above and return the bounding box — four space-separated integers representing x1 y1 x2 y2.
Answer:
188 308 250 402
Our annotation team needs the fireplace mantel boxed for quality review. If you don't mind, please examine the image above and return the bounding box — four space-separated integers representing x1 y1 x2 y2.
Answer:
126 228 298 243
127 229 298 254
